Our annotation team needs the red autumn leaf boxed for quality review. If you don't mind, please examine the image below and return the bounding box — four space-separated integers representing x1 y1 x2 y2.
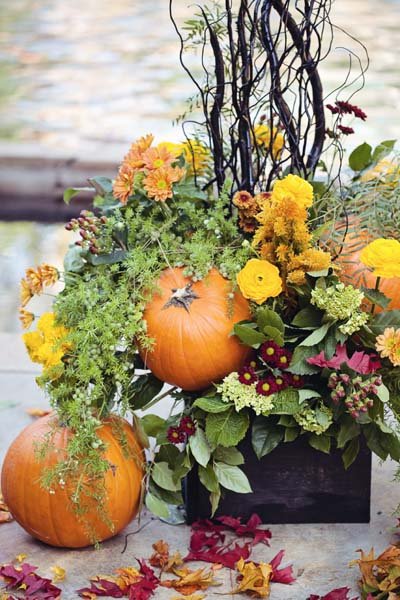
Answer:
127 561 159 600
185 541 252 569
270 550 296 584
78 578 125 597
189 530 225 552
308 587 357 600
0 562 62 599
218 513 271 546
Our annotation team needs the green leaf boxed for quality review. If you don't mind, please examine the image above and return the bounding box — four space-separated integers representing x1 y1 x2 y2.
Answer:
368 311 400 337
363 424 388 460
256 308 285 334
145 492 170 518
380 431 400 461
349 142 372 171
206 409 249 448
213 446 244 465
278 415 298 427
128 374 164 410
268 389 301 414
376 384 390 404
337 417 360 449
342 437 360 469
372 139 396 162
284 427 300 442
198 464 219 493
291 306 322 329
189 428 211 467
308 433 331 454
263 326 284 346
152 462 181 492
64 245 86 273
155 444 180 467
88 176 114 195
214 463 252 493
251 417 284 459
193 396 231 413
287 346 321 375
360 287 390 309
141 414 165 438
88 249 129 266
233 324 266 347
149 480 183 505
63 186 93 204
210 489 221 517
298 389 321 402
300 322 331 347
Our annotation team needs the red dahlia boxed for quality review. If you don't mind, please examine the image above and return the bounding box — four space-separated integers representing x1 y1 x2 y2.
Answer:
238 365 258 385
167 427 186 444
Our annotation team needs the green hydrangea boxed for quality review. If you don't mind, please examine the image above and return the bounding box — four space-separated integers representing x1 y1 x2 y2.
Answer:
310 282 369 335
294 403 333 435
218 372 274 415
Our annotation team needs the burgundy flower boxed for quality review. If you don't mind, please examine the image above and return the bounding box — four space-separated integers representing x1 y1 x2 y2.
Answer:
260 340 282 366
285 373 304 389
167 426 186 444
238 365 258 385
179 416 196 437
273 374 287 391
338 125 354 136
326 103 340 115
256 376 278 396
276 349 292 370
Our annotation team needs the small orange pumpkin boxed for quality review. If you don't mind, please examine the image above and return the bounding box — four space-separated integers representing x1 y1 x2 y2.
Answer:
334 223 400 311
140 267 251 391
1 413 144 548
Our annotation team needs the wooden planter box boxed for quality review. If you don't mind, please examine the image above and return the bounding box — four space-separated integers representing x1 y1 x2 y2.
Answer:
184 434 371 524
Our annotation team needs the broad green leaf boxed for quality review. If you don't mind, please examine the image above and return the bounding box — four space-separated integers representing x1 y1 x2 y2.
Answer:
128 373 164 410
193 396 231 413
308 433 331 454
371 139 396 162
141 414 165 438
152 462 181 491
88 176 114 195
63 186 93 204
287 346 321 375
256 308 285 334
291 306 322 329
342 437 360 469
337 417 360 449
363 424 388 461
155 444 180 467
252 417 284 459
284 427 300 442
88 249 129 266
360 287 390 310
263 325 284 346
233 324 267 347
368 311 400 337
376 384 390 404
268 389 301 415
213 446 244 465
300 322 331 347
214 463 252 493
349 142 372 171
149 480 183 505
380 431 400 461
189 428 211 467
132 414 149 449
64 245 86 273
278 415 298 427
145 492 169 518
206 409 249 448
210 489 221 516
298 389 321 403
198 464 219 493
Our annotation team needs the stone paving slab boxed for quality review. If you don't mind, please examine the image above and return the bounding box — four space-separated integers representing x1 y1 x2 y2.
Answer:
0 334 399 599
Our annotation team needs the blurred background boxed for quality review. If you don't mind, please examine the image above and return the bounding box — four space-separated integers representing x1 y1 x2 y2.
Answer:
0 0 400 332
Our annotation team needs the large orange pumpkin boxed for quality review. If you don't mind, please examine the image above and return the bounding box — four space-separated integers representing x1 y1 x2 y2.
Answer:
334 223 400 311
1 413 144 548
140 267 251 391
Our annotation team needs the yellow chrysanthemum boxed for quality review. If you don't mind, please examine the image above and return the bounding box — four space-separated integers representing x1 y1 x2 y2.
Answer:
289 248 331 273
360 238 400 278
23 330 42 362
23 312 71 374
143 166 185 202
157 141 184 158
237 258 283 304
272 174 314 208
286 269 307 286
253 124 284 160
19 308 34 330
20 278 33 307
376 327 400 366
113 163 135 204
182 139 210 174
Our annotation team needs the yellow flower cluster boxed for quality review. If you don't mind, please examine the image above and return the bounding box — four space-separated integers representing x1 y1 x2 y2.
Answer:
376 327 400 366
252 174 331 286
160 139 210 175
253 124 284 160
23 312 71 376
360 238 400 279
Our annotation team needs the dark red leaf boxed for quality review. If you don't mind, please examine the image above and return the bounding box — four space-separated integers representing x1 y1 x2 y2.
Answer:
217 513 271 546
190 530 224 551
307 587 357 600
185 541 252 569
270 550 296 584
128 561 159 600
77 578 125 597
0 562 62 599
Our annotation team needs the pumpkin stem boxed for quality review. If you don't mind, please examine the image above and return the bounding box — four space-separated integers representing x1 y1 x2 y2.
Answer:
163 284 199 312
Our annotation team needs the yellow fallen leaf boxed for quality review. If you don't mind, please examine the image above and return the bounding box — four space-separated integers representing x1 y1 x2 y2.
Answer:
350 546 400 594
230 557 272 598
162 565 219 595
15 553 27 563
171 594 206 600
26 408 51 418
115 566 140 591
51 565 66 582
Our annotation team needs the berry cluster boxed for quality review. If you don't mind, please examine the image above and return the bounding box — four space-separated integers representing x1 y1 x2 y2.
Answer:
167 416 196 445
328 372 382 419
65 210 108 255
238 341 304 397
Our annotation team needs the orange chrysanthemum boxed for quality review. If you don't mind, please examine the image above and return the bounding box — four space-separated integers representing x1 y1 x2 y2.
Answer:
376 327 400 366
113 164 135 204
143 166 185 202
39 264 59 287
25 267 43 295
19 308 35 330
123 134 154 169
142 146 176 171
233 191 253 209
20 278 33 307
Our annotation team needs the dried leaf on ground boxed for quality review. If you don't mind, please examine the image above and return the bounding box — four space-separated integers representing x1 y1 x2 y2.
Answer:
170 594 205 600
149 540 183 572
270 550 296 584
50 566 66 583
162 565 219 595
0 562 62 599
350 546 400 595
77 560 159 599
185 539 252 569
307 588 357 600
0 491 13 525
230 557 272 598
26 408 51 418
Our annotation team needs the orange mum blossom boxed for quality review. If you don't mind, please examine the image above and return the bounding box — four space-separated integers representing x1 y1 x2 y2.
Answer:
19 308 35 330
113 163 136 204
142 145 176 170
25 267 43 295
20 278 33 307
123 134 154 170
38 264 59 287
144 166 185 202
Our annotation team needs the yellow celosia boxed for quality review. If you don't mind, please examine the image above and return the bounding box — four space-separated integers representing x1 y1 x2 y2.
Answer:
254 124 284 160
360 238 400 278
237 258 282 304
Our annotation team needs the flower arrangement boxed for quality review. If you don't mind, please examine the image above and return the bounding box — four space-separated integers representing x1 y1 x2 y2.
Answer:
6 0 400 543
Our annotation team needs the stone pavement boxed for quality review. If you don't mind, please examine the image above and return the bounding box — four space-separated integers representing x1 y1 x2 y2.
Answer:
0 333 399 599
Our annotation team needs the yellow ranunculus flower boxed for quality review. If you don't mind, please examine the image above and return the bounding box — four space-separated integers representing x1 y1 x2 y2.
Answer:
359 238 400 278
272 174 314 208
237 258 283 305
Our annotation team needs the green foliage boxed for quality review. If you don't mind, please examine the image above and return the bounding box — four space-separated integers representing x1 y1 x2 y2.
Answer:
252 417 284 459
213 462 252 494
349 143 372 172
205 408 250 447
